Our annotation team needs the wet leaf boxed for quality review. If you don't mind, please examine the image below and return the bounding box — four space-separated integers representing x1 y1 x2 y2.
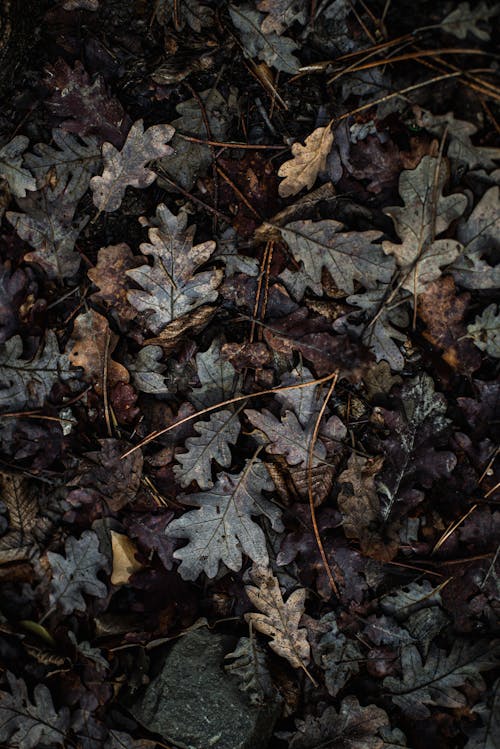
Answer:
67 309 129 392
467 303 500 358
280 218 393 294
0 331 76 412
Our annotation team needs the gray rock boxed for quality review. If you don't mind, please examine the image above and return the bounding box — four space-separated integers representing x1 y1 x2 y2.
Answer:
129 628 280 749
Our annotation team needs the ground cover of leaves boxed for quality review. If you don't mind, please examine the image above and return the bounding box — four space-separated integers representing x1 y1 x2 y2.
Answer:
0 0 499 747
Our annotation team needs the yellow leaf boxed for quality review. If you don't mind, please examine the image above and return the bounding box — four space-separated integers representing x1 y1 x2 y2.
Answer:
110 531 143 586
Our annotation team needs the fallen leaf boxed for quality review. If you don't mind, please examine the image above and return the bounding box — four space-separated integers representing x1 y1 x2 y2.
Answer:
245 564 311 669
126 203 222 336
467 303 500 358
110 531 143 586
383 155 467 294
278 126 334 198
229 4 300 74
91 120 174 213
0 135 36 198
88 243 140 325
67 309 129 392
440 1 499 40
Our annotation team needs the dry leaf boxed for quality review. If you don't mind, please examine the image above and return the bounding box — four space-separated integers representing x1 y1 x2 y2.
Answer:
245 564 311 669
91 120 175 213
278 126 334 198
110 531 143 586
67 309 129 393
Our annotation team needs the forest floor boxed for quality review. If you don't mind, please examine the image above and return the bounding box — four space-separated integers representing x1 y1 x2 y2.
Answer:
0 1 499 748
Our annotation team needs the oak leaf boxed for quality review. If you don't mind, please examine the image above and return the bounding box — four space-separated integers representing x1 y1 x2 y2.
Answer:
280 218 393 294
0 135 36 198
174 409 241 489
88 243 140 325
245 564 310 669
0 471 50 564
384 640 500 719
126 204 222 335
278 126 334 198
467 303 500 358
90 120 174 213
67 309 129 392
383 155 467 294
440 1 499 40
0 672 70 749
166 458 282 579
257 0 307 34
47 530 108 615
229 4 300 74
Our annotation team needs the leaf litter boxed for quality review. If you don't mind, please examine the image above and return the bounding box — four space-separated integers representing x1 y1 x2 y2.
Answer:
0 1 499 748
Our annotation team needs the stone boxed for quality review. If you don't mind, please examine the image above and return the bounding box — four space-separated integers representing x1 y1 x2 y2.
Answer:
129 628 280 749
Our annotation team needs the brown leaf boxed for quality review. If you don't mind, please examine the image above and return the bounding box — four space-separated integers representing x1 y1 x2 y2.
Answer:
143 305 218 353
278 126 334 198
337 453 399 562
110 531 144 586
418 275 481 373
245 564 311 669
0 472 50 564
68 309 129 393
263 308 372 378
88 244 140 325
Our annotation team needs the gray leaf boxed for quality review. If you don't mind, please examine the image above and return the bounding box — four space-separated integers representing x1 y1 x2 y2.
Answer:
166 459 282 579
174 409 241 489
0 135 36 198
47 530 108 615
229 4 300 73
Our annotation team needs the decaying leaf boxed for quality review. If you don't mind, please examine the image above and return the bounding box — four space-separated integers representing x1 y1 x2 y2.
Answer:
0 672 70 749
450 186 500 290
245 408 326 467
440 1 500 40
374 373 457 519
126 345 168 393
288 697 401 749
166 458 282 579
0 471 49 564
315 613 363 697
189 337 241 408
467 304 500 358
157 89 236 192
337 453 398 561
25 129 101 204
340 284 409 371
67 309 129 392
7 198 88 281
153 0 214 31
47 530 108 615
126 203 222 335
257 0 307 34
229 4 300 74
465 676 500 749
88 243 140 325
91 120 174 212
245 564 310 669
279 219 393 294
384 640 500 719
277 126 334 198
418 275 481 372
383 155 467 294
224 636 274 705
0 331 76 412
0 135 36 198
174 409 241 489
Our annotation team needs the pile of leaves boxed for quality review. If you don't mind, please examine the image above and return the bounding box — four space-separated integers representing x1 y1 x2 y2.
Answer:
0 0 499 747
